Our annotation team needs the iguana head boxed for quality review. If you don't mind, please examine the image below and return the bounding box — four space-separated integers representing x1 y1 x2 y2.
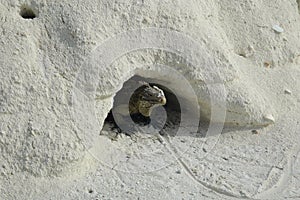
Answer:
137 83 167 117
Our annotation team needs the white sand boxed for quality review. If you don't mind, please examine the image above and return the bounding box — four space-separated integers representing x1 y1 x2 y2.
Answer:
0 0 300 199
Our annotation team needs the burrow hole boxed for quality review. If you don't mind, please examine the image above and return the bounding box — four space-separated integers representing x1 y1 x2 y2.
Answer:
102 75 181 136
20 5 37 19
88 189 94 194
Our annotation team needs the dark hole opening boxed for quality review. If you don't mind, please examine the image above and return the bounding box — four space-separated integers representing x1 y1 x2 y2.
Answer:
20 5 37 19
102 76 181 137
88 189 93 194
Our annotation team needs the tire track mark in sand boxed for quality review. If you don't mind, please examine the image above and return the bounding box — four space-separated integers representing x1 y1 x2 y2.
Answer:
254 119 300 199
157 134 250 199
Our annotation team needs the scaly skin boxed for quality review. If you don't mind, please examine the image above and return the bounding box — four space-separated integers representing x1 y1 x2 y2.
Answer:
129 83 167 117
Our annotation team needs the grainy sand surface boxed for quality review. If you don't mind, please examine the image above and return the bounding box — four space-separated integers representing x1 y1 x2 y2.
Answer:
1 0 300 199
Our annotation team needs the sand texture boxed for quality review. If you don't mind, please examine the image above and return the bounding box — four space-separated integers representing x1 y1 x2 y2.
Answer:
0 0 300 199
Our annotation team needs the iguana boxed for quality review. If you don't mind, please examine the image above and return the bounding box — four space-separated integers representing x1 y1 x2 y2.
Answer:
128 82 166 117
104 81 167 137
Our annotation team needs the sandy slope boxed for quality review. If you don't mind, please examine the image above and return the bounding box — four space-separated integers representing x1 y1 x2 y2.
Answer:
0 0 300 199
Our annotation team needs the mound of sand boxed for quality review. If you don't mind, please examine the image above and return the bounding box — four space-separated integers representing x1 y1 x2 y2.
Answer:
0 0 300 199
